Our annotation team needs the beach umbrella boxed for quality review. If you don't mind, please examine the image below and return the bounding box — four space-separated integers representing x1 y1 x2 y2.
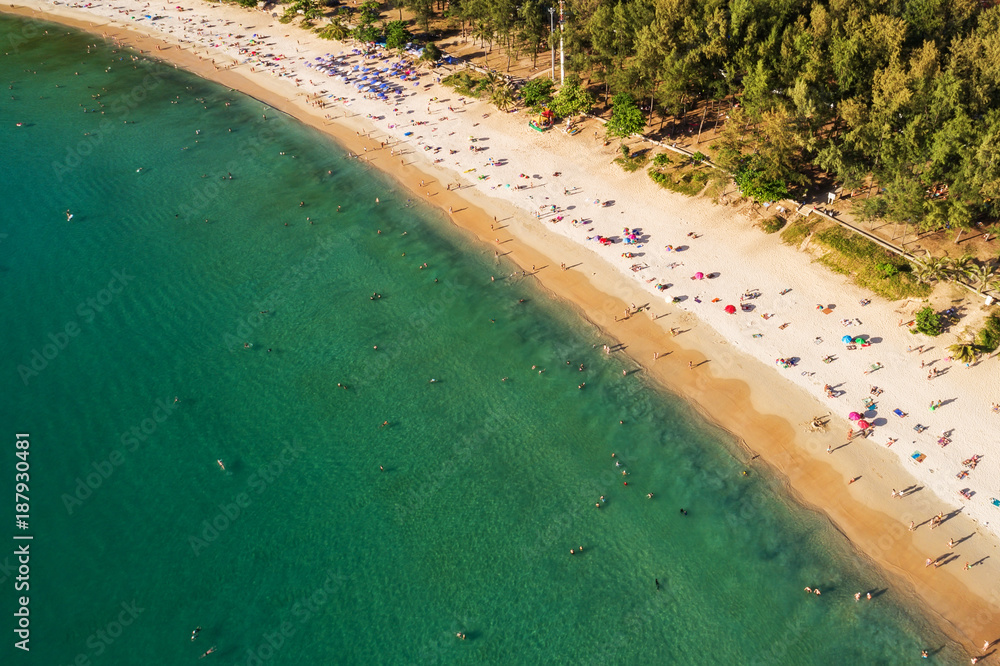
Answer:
857 420 870 429
724 305 736 314
842 335 853 344
848 412 861 421
854 337 864 344
694 271 704 280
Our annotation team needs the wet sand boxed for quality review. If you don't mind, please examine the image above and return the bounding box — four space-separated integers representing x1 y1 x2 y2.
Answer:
4 2 999 654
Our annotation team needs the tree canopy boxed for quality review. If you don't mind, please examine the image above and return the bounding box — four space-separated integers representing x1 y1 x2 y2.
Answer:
381 0 1000 224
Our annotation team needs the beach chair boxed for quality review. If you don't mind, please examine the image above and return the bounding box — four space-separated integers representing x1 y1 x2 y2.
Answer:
991 498 999 507
893 408 907 418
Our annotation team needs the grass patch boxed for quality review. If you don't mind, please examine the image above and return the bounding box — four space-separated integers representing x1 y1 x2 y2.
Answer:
813 227 930 300
614 152 650 173
761 216 786 234
779 219 815 246
648 164 714 196
442 71 483 97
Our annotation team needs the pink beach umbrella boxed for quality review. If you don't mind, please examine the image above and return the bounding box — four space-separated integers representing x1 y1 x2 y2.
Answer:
848 412 861 421
856 419 870 429
694 272 705 280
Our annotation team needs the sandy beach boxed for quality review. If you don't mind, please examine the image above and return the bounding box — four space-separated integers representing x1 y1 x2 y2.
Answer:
5 0 1000 652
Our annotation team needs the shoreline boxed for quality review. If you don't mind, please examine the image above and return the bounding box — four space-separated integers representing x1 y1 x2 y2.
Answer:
5 2 999 653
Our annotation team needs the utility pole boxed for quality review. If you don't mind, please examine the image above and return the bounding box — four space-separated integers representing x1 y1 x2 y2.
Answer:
548 8 555 82
559 0 565 85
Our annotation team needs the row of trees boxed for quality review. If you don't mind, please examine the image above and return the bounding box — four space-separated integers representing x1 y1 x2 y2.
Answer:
343 0 1000 227
915 255 1000 295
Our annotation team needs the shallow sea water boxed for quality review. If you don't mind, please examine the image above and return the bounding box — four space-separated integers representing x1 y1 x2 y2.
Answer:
0 15 961 664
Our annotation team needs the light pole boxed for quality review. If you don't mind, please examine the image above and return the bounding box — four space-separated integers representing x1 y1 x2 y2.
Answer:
548 7 555 81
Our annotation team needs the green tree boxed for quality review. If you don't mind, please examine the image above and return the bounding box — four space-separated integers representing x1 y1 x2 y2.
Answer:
420 42 442 62
352 1 381 43
733 156 789 203
385 20 412 50
550 77 594 118
521 78 554 110
405 0 434 32
606 93 645 138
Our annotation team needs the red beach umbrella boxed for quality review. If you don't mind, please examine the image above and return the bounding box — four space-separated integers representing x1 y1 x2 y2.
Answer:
724 304 736 314
856 420 870 429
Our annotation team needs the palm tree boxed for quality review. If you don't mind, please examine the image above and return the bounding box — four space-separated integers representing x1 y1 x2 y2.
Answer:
491 84 514 111
914 256 949 285
948 342 977 365
947 254 976 282
317 19 349 41
967 262 999 295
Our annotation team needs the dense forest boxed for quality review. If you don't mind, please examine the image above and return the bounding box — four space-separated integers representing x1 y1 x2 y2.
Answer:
375 0 1000 230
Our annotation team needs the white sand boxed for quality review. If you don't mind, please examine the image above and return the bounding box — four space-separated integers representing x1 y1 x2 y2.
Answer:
10 0 1000 635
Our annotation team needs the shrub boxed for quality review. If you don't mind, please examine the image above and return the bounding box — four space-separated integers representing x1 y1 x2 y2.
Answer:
914 306 943 336
691 151 708 163
976 314 1000 352
875 262 900 278
653 153 672 168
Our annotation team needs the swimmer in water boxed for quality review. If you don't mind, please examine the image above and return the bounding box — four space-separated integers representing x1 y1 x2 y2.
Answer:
216 460 225 471
191 626 201 641
679 508 688 515
199 646 217 659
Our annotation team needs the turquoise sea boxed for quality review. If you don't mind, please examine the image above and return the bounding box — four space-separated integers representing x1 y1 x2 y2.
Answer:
0 15 962 664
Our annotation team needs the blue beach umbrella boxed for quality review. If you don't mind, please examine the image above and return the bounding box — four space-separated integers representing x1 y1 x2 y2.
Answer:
842 335 853 344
